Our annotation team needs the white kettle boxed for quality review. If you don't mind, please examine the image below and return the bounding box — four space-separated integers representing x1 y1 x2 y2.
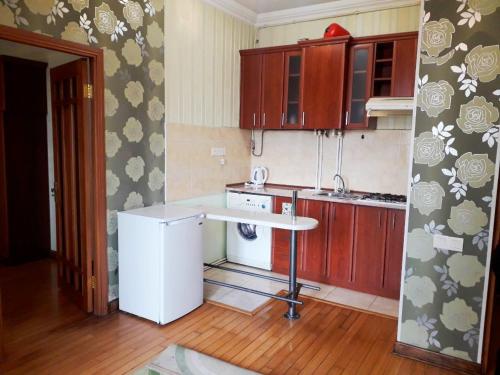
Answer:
251 167 268 186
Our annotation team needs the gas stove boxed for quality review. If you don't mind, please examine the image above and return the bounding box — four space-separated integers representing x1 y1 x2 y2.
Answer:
361 193 407 203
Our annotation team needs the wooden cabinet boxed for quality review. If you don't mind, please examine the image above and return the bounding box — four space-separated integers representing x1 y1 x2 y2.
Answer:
345 43 374 129
240 51 286 130
392 37 418 97
299 200 329 281
325 203 355 285
352 206 388 292
272 196 305 275
300 40 348 130
282 50 302 129
383 209 406 298
271 196 406 299
261 52 285 129
344 32 418 129
240 54 262 129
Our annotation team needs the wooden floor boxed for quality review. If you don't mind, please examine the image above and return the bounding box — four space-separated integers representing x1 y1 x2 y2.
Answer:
0 259 460 374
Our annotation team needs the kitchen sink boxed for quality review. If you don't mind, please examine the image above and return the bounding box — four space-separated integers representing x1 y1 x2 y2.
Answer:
313 192 362 200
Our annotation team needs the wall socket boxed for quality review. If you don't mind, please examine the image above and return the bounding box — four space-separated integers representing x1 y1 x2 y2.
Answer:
211 147 226 157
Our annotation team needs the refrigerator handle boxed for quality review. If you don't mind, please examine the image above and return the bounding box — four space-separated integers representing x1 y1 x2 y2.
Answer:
162 214 205 226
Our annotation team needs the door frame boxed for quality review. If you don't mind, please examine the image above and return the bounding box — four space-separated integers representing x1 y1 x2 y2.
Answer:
0 25 108 316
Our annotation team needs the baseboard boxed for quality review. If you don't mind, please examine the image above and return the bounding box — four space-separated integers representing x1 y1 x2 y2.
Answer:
393 342 481 375
204 257 227 270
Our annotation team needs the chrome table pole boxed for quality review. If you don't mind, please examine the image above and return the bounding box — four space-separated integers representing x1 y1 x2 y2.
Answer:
285 190 301 320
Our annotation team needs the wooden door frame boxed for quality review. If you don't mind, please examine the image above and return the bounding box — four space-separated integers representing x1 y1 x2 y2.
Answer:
0 25 108 316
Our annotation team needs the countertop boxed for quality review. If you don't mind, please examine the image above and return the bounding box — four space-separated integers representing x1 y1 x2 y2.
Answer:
119 204 318 231
226 184 407 211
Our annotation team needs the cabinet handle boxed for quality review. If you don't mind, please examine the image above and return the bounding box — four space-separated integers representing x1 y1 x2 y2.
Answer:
345 111 350 126
302 112 305 127
378 212 382 228
333 206 336 221
262 113 266 127
392 214 396 229
281 113 285 128
252 113 256 127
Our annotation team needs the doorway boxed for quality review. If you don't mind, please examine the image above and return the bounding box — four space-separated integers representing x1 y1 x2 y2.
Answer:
0 26 107 359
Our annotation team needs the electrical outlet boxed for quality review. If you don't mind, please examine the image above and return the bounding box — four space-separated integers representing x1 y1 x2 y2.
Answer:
211 147 225 157
433 234 464 252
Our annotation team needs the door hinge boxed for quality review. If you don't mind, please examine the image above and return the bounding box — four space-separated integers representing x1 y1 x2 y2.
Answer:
89 275 96 289
83 83 93 99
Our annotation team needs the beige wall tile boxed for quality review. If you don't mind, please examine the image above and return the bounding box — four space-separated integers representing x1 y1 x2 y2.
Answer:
166 123 251 201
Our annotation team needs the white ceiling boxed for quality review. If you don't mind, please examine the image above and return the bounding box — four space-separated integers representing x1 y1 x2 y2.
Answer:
204 0 420 27
232 0 337 13
0 39 80 68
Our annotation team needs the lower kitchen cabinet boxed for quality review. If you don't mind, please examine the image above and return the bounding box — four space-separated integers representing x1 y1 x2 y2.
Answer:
383 209 406 298
299 200 329 282
272 196 305 275
352 206 388 293
271 197 405 299
325 203 355 285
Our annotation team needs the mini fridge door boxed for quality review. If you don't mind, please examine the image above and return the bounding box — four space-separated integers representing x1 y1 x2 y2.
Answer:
159 216 204 324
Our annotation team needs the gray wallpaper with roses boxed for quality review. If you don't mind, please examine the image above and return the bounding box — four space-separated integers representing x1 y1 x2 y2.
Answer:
399 0 499 363
0 0 165 301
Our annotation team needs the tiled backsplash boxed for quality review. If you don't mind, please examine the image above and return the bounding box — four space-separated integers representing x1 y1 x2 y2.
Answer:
251 122 413 195
166 123 251 201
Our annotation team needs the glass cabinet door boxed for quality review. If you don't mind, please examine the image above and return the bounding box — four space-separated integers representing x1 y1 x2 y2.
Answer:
346 44 374 129
282 50 302 128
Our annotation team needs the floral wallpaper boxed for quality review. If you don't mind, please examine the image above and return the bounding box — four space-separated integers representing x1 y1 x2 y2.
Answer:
399 0 499 363
0 0 165 301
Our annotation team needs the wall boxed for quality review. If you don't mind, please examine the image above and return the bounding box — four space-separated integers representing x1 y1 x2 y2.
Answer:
252 5 420 194
165 0 255 201
0 0 165 301
398 0 500 363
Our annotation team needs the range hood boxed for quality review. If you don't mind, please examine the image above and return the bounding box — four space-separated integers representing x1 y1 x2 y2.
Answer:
365 97 415 117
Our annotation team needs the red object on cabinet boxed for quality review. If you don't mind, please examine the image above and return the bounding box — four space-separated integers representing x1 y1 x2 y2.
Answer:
324 23 350 38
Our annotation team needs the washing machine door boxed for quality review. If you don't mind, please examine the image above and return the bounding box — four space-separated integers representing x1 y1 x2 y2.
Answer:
237 223 257 241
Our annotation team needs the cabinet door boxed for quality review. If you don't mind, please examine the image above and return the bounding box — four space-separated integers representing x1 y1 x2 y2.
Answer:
383 209 406 298
261 52 284 129
282 50 302 129
392 37 418 97
300 200 329 282
352 206 387 291
345 44 374 129
240 54 262 129
326 203 355 285
272 196 305 275
301 43 347 130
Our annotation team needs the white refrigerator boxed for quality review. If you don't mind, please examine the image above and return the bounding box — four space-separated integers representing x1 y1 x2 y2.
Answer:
118 205 205 324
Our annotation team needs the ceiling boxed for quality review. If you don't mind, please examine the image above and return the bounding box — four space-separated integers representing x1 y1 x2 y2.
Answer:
232 0 337 13
204 0 420 27
0 39 80 68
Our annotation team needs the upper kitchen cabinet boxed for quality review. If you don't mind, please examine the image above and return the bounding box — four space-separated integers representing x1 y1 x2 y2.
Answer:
344 32 418 129
261 52 285 129
345 43 374 129
282 50 302 129
299 37 349 130
240 53 262 129
240 47 293 129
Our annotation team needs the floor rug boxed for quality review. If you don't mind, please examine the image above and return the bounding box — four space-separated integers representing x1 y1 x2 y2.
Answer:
134 344 260 375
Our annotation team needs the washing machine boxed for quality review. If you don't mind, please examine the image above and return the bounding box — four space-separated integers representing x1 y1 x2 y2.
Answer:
226 192 272 270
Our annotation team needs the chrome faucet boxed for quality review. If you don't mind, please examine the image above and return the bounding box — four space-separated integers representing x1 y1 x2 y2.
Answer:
333 174 346 193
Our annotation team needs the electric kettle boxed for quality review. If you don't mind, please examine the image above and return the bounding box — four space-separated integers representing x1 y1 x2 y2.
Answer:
251 167 268 186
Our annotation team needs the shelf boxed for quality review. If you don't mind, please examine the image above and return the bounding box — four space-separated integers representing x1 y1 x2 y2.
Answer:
351 98 366 102
288 73 300 78
374 77 392 81
353 70 367 74
287 100 299 104
375 58 393 63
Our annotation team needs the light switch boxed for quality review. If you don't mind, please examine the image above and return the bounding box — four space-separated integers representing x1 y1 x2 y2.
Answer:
433 234 464 252
211 147 225 156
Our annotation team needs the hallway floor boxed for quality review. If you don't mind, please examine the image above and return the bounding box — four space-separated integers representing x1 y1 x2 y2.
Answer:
0 259 460 374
